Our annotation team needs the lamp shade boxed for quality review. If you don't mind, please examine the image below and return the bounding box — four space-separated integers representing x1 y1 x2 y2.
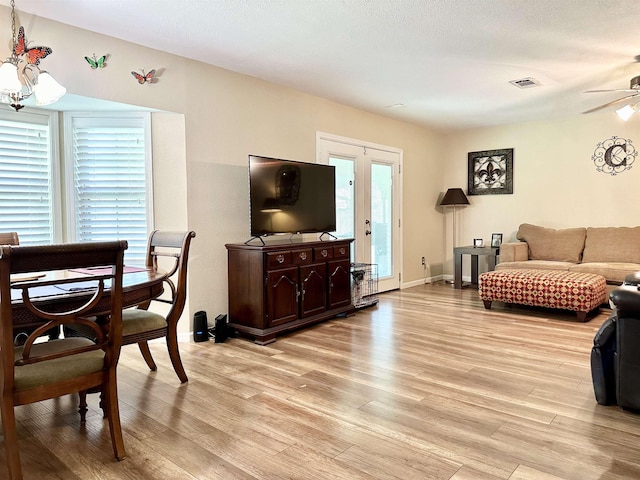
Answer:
440 188 470 206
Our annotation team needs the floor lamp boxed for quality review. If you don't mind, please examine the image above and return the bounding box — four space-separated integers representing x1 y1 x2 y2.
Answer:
440 188 470 282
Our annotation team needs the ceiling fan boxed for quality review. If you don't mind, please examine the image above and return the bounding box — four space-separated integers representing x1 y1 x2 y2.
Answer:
583 75 640 114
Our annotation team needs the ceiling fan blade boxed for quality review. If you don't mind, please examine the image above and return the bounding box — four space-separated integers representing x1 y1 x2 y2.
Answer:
585 89 639 93
583 93 640 114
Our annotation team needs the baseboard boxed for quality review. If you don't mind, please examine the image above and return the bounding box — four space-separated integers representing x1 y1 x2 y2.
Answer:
402 274 444 289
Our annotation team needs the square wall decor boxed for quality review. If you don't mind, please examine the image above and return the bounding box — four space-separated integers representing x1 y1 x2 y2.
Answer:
468 148 513 195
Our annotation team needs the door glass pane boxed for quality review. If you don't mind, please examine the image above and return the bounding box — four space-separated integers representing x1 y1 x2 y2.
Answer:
329 156 354 246
371 163 392 277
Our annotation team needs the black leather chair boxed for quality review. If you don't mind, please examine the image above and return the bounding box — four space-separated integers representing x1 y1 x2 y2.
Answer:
591 313 616 405
591 272 640 410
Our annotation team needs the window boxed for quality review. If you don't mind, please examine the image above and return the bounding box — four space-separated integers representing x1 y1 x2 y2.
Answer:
0 108 152 264
0 110 58 244
65 113 153 264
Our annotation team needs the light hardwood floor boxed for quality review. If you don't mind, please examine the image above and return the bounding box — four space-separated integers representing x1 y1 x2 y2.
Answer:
5 282 640 479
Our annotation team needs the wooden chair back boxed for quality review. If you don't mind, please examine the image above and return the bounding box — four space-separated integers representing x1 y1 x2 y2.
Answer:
0 231 19 245
0 240 128 480
140 230 196 328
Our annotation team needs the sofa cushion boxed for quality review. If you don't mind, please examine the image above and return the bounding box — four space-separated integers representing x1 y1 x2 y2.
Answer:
496 260 574 271
569 262 640 284
582 227 640 264
516 224 586 263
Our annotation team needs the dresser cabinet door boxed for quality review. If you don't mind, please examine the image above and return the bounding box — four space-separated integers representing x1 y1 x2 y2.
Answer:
266 267 299 326
299 263 327 318
327 259 351 309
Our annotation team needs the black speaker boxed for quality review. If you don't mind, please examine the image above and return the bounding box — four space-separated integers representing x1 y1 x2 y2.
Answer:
193 310 209 342
214 314 228 343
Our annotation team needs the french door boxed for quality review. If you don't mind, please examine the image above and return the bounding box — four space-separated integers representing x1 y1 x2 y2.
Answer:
317 133 401 292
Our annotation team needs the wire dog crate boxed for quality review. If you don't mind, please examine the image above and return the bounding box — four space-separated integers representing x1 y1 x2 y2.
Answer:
350 262 379 309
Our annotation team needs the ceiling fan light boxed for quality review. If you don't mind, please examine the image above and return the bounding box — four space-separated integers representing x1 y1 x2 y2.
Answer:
616 104 635 121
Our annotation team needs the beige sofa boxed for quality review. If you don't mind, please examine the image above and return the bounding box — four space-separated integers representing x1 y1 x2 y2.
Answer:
497 223 640 291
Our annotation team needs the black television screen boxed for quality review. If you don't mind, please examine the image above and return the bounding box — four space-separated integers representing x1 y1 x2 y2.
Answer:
249 155 336 237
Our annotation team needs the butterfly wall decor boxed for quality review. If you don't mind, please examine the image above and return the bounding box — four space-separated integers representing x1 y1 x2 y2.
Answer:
14 26 52 65
131 69 156 85
85 53 107 69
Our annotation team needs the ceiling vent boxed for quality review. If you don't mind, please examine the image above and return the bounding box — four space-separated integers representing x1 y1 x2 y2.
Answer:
509 77 541 89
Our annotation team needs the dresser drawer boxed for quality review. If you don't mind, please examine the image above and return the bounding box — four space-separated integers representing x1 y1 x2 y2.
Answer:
333 244 349 259
314 246 333 261
266 251 292 268
292 248 313 265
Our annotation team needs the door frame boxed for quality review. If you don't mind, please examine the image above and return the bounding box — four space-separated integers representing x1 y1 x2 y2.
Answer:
316 131 403 292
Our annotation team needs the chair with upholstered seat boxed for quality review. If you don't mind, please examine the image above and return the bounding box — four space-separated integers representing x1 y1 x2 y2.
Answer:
0 241 128 480
122 230 196 383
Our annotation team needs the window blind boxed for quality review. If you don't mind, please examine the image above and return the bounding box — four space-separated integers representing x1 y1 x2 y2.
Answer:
0 116 52 245
71 117 149 264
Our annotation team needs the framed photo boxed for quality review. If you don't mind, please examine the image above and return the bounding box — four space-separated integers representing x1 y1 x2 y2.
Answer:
473 238 484 248
468 148 513 195
491 233 503 248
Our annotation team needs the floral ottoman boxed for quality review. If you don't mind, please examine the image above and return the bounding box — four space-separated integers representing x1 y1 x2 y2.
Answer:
478 269 607 321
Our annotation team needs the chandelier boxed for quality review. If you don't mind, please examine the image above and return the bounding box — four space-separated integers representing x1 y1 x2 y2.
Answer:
0 0 65 111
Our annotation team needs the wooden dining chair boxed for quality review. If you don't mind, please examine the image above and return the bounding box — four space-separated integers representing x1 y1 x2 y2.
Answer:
0 231 19 245
121 230 196 383
0 241 128 480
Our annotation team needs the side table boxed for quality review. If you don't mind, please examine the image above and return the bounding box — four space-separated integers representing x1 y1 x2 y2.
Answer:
454 245 500 289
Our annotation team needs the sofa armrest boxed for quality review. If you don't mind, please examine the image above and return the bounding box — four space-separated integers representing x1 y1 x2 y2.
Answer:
499 242 528 263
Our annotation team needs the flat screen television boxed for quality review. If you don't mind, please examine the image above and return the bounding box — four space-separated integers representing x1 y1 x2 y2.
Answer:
249 155 336 237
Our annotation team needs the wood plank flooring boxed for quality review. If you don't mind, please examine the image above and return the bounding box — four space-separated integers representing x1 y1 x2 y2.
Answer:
5 282 640 479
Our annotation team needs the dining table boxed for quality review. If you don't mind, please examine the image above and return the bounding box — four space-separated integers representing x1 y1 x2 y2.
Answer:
9 265 167 339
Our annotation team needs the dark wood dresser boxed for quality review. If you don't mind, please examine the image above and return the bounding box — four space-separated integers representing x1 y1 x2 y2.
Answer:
226 238 354 344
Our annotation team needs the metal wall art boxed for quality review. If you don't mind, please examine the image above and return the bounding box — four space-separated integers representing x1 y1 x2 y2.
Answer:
592 136 636 175
131 68 156 84
84 54 107 69
468 148 513 195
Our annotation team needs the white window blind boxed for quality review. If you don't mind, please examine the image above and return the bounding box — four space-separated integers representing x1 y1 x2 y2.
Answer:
69 115 151 264
0 113 53 245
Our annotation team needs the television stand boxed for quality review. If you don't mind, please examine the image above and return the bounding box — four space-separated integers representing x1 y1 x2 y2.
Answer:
226 238 354 344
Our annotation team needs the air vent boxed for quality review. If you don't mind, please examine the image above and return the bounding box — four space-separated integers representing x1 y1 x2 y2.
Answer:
509 77 541 88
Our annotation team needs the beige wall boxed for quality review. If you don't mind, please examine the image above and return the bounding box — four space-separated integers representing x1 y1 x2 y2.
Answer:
442 111 640 279
6 9 444 329
10 8 636 318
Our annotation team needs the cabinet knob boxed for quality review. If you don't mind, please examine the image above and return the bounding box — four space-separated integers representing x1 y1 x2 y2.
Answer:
276 254 285 264
321 249 328 257
339 248 345 255
299 252 307 261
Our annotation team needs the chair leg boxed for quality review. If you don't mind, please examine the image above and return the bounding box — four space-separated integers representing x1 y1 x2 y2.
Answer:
166 325 188 383
1 398 23 479
78 390 88 423
104 372 126 461
138 341 157 372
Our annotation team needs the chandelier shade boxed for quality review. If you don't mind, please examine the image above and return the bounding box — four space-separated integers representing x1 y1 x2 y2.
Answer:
33 72 66 105
0 62 23 95
0 0 65 111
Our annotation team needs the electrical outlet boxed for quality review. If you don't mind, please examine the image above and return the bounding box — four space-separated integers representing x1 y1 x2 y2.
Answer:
421 256 425 265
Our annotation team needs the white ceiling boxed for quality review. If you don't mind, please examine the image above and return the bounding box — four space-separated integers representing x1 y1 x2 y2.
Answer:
3 0 640 132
